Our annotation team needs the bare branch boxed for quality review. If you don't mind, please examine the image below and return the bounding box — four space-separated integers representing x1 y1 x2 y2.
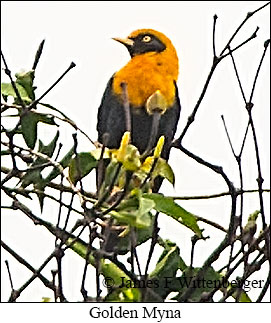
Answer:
1 51 26 108
219 1 269 56
28 62 76 110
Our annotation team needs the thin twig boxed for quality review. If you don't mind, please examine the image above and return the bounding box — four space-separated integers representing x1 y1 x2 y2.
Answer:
173 62 218 145
55 173 64 246
221 115 236 157
143 111 161 157
171 188 270 200
218 255 267 302
256 271 270 302
54 247 66 302
249 39 270 103
144 212 159 278
246 40 270 229
221 113 246 268
219 1 269 56
178 237 229 301
195 215 226 233
212 14 218 58
27 62 76 110
1 51 26 108
39 102 96 146
1 140 84 204
228 47 247 103
100 170 132 216
140 157 159 189
96 141 108 194
120 82 131 133
94 162 122 210
80 226 93 301
1 165 97 201
173 4 264 147
220 27 259 60
1 241 56 301
72 132 85 195
130 227 142 276
201 227 269 302
5 260 14 292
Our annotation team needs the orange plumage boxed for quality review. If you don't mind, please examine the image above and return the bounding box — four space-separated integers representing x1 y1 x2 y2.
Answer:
113 29 179 108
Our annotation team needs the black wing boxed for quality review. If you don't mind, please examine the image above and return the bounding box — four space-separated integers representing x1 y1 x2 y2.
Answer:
97 75 126 148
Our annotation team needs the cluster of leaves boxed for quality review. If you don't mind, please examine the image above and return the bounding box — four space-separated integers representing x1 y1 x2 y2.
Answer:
1 61 230 302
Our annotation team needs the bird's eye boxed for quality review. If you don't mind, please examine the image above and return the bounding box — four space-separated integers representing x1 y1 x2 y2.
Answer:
142 35 152 43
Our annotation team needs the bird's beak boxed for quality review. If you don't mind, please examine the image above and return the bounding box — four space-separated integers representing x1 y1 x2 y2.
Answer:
112 37 134 48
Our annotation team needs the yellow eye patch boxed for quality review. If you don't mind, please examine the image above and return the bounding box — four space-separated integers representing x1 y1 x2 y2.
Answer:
142 35 151 43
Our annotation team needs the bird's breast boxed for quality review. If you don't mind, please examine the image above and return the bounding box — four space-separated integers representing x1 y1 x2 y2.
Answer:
112 52 178 108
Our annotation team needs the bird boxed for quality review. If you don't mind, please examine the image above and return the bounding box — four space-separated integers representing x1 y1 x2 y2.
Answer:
97 28 181 193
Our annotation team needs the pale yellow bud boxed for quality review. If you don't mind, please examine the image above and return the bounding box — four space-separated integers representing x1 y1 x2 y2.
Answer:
146 90 167 115
154 136 165 158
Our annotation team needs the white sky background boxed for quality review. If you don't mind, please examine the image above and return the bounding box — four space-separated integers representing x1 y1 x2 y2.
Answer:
1 0 270 319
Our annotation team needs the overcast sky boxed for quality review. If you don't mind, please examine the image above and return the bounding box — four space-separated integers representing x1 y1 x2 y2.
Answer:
1 0 270 319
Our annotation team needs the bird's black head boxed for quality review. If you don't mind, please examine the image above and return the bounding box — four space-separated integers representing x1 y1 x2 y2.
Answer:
113 31 166 57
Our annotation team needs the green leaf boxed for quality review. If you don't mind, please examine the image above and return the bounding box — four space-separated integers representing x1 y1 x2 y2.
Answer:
34 181 46 212
140 157 175 185
37 130 59 158
104 160 120 188
20 111 57 149
19 131 60 209
21 111 38 149
114 215 154 255
20 131 59 190
20 169 43 189
149 240 181 279
44 146 75 183
33 132 61 210
147 241 181 300
157 158 175 185
35 112 57 125
89 147 111 160
232 289 252 302
144 193 202 237
136 197 155 227
1 82 32 104
101 260 131 289
15 70 35 100
152 158 175 185
110 196 153 229
100 257 141 302
158 239 188 271
69 152 98 184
